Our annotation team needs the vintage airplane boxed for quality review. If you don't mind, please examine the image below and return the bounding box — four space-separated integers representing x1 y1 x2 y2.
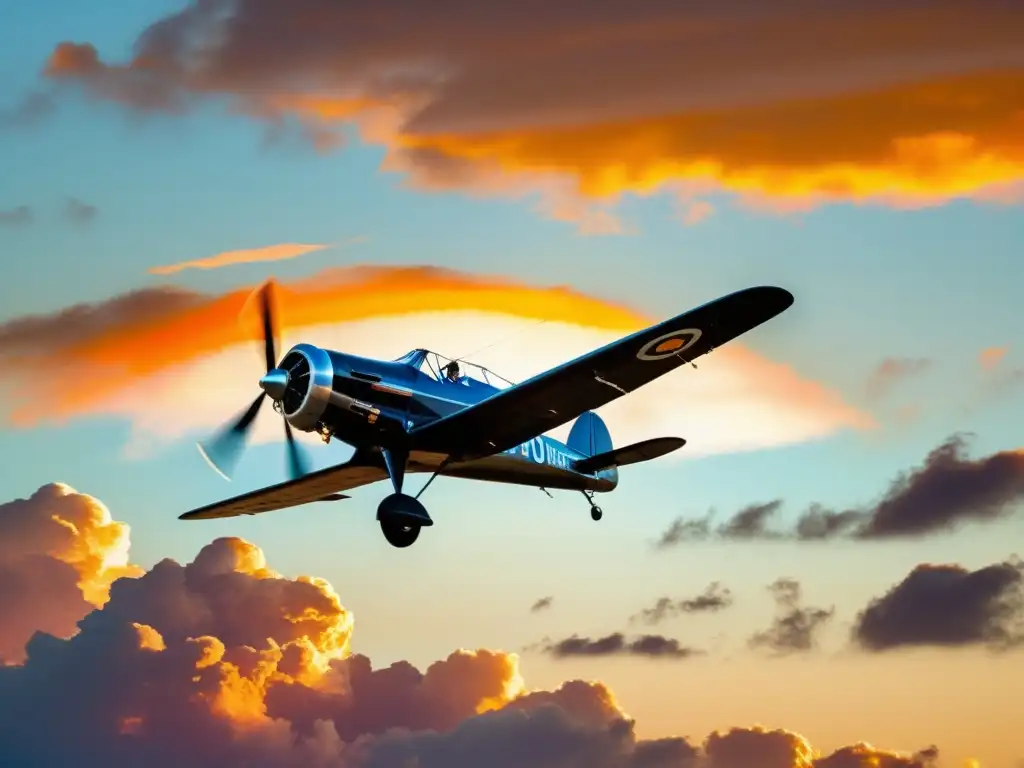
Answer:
181 282 794 548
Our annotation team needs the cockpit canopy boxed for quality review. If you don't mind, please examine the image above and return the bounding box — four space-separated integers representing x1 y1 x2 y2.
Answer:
393 348 516 390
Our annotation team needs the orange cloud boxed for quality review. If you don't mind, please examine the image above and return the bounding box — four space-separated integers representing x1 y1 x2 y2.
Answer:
0 265 870 457
679 200 715 226
0 483 955 766
37 1 1024 228
979 346 1008 371
147 240 364 276
390 73 1024 210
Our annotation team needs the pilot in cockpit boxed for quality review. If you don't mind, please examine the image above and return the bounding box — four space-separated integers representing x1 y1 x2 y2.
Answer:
444 361 462 383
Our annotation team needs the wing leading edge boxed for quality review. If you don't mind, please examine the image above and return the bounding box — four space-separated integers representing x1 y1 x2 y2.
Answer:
410 286 793 459
180 454 387 520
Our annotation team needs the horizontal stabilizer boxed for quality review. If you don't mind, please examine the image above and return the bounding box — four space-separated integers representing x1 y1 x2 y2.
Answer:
572 437 685 474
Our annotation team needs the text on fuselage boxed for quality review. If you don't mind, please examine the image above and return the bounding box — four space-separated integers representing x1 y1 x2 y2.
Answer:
503 437 576 470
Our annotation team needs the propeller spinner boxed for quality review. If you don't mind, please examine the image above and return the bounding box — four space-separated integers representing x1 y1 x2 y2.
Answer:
197 282 310 482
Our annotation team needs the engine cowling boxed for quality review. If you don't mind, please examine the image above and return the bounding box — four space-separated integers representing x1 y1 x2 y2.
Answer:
276 343 335 431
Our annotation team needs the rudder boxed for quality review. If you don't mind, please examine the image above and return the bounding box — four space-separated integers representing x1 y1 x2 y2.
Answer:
567 411 617 485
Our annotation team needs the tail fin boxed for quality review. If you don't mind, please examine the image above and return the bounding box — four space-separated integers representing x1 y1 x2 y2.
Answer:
567 411 617 486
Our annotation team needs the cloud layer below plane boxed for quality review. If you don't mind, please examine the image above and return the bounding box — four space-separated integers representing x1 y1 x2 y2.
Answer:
37 0 1024 228
0 265 869 457
0 482 954 767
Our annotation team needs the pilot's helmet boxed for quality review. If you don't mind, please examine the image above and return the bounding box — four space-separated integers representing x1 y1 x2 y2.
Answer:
447 361 460 379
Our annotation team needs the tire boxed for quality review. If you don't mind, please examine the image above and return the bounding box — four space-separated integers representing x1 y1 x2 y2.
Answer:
380 516 421 547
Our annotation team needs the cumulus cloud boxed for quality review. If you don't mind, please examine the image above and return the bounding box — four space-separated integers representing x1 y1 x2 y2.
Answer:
853 558 1024 652
148 238 366 276
36 0 1024 230
630 583 734 626
748 579 834 656
0 264 868 460
814 744 939 768
0 483 960 766
656 435 1024 544
0 483 141 663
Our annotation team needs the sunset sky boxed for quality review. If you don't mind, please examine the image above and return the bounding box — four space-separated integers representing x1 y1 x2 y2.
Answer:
1 1 1023 766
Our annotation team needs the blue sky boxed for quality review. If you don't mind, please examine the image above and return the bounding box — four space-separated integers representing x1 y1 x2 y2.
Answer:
1 2 1023 765
2 0 1022 633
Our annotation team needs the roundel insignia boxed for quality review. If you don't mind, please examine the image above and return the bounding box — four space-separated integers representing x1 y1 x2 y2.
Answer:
636 328 702 361
655 338 684 353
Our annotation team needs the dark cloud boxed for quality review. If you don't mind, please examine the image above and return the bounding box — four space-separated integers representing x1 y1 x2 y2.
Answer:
0 482 969 766
42 1 1023 118
654 503 786 548
748 578 834 656
654 514 715 549
355 706 693 768
0 91 55 130
853 558 1024 652
531 596 554 613
631 582 734 626
854 435 1024 539
0 205 33 227
64 196 98 225
0 198 99 229
656 435 1024 545
718 501 786 539
537 633 703 660
793 504 868 540
864 357 932 401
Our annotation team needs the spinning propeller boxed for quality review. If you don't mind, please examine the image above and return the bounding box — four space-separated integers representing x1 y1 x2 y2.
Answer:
197 282 310 482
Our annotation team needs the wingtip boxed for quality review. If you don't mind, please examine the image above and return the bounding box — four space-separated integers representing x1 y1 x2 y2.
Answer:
768 285 795 308
734 285 794 318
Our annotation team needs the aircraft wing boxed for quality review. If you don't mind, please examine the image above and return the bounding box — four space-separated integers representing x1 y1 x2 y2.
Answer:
180 455 387 520
410 286 793 459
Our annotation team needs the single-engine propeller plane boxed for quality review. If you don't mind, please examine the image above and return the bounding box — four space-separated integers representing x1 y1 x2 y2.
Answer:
181 283 794 548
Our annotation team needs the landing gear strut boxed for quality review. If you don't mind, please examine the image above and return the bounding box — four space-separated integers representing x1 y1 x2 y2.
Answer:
582 490 603 521
376 447 434 548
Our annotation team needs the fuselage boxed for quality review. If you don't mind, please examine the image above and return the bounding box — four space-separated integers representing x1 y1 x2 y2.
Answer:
280 344 617 493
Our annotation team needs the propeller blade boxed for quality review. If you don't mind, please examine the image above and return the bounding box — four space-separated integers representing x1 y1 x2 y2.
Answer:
196 392 266 480
283 419 309 481
258 281 278 373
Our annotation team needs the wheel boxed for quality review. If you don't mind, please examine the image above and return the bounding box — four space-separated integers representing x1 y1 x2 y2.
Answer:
591 506 603 521
380 516 421 548
376 493 432 548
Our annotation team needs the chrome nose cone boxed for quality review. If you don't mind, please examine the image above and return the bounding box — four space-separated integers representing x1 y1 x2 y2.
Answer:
259 368 289 401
